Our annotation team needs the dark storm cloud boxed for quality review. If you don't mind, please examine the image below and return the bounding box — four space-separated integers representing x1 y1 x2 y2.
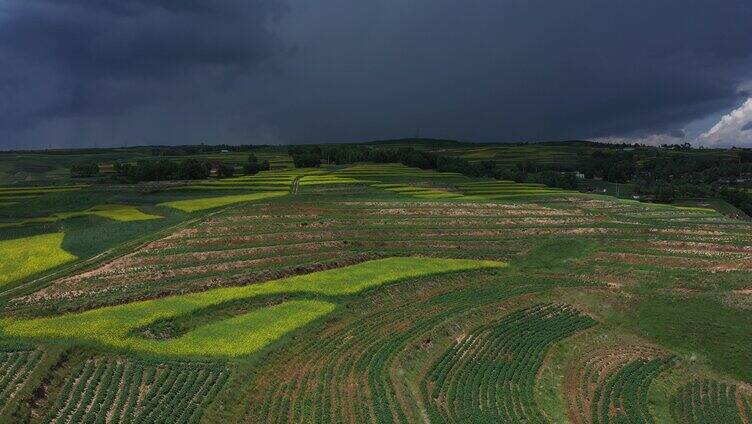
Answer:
1 0 752 148
266 0 752 143
742 122 752 132
0 0 285 130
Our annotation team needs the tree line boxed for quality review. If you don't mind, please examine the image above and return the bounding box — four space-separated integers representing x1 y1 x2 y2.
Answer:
71 154 269 182
288 145 580 190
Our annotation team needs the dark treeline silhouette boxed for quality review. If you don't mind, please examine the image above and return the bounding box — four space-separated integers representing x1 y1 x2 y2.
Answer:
288 144 581 189
243 153 270 175
111 153 270 183
146 144 266 156
113 159 212 182
70 162 100 178
630 150 752 212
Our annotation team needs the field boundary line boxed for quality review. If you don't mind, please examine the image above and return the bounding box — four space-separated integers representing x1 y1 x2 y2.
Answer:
0 207 229 302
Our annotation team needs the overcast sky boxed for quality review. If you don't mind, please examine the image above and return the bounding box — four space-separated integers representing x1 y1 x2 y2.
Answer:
1 0 751 149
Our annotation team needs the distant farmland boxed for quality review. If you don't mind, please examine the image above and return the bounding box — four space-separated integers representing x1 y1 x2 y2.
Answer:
1 142 752 423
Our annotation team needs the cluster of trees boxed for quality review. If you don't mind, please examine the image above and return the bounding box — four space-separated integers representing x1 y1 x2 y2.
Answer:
216 163 235 178
289 146 324 168
718 187 752 216
70 162 100 178
579 151 636 183
643 154 752 185
488 162 578 189
523 170 579 189
630 152 752 205
113 159 212 182
109 153 269 183
146 144 267 156
289 145 495 176
243 153 270 175
570 148 752 215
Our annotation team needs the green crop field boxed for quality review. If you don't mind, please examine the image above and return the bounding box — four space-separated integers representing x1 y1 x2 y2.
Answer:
457 180 574 199
1 143 752 423
0 233 77 287
158 191 289 212
0 205 161 228
2 258 502 356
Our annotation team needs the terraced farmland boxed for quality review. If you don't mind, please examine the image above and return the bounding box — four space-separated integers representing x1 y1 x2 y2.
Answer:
0 348 42 411
0 205 161 229
370 183 462 199
177 169 304 192
333 163 464 180
424 304 595 423
0 185 87 200
3 258 503 356
566 346 674 424
158 191 289 213
670 380 750 424
42 358 228 424
2 159 752 423
457 180 574 199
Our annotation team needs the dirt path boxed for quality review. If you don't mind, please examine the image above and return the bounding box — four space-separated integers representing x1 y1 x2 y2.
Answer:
292 176 301 195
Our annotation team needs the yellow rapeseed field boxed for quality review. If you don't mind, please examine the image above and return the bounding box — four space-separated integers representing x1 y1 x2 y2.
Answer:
0 232 77 286
159 191 289 212
2 257 505 356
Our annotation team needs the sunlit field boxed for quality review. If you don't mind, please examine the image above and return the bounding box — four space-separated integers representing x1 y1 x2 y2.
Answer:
0 233 77 287
1 146 752 423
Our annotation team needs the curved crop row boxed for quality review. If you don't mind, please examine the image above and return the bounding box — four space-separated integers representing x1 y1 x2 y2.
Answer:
567 346 672 424
0 348 42 407
671 379 748 424
590 357 672 424
242 269 542 423
42 358 228 424
422 303 595 423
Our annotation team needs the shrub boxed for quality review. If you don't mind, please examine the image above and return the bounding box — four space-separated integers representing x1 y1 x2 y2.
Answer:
244 154 270 174
244 162 261 175
293 153 321 168
177 159 211 180
216 163 235 178
70 162 100 178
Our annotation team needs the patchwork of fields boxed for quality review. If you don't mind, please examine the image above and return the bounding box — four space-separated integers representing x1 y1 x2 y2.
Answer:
1 161 752 422
3 258 503 357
